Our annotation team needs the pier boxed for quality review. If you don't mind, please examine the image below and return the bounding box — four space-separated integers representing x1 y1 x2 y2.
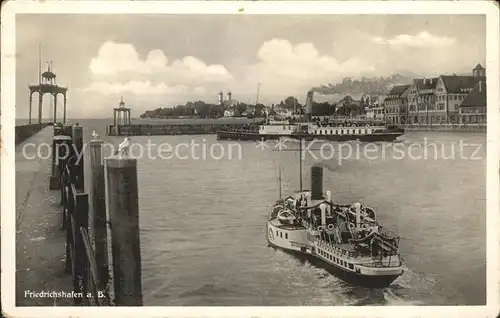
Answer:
105 97 263 136
15 124 143 306
403 123 486 132
105 122 263 136
15 123 50 145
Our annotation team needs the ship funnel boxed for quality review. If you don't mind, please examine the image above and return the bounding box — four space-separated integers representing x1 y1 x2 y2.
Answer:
305 90 313 114
354 202 361 229
326 190 331 202
310 165 324 200
320 203 327 226
305 192 312 218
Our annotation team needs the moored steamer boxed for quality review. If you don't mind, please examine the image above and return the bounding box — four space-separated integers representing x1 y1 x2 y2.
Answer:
217 91 404 142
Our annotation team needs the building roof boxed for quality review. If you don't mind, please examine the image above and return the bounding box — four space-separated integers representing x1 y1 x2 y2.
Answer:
415 77 439 90
460 81 486 107
41 71 56 79
385 85 410 99
440 75 484 94
473 63 485 70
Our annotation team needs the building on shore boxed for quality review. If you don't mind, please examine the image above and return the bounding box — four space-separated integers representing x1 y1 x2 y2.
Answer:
434 64 485 124
338 63 486 129
407 77 439 125
383 84 410 125
404 64 486 126
370 105 385 120
458 80 487 124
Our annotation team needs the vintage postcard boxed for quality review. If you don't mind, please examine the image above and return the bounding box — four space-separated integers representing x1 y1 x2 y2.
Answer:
1 1 499 317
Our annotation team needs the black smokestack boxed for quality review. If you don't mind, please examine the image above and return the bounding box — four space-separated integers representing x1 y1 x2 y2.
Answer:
310 165 324 200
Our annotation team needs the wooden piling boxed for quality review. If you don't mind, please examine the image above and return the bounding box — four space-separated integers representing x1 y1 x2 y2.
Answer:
54 124 62 136
62 124 73 137
89 138 110 294
74 192 89 305
60 138 73 206
72 125 85 191
106 156 142 306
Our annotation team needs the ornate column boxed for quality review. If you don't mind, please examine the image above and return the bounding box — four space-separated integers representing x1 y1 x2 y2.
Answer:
28 91 33 124
128 110 131 124
38 92 43 124
53 93 58 124
113 109 117 128
63 93 67 124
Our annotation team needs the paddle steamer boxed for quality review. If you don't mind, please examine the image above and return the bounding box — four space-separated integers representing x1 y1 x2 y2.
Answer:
217 91 404 142
267 142 404 288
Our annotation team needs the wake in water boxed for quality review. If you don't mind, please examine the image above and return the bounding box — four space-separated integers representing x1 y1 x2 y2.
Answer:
380 266 436 305
273 245 436 306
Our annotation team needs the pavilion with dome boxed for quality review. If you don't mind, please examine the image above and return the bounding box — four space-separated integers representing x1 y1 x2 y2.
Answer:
28 63 68 124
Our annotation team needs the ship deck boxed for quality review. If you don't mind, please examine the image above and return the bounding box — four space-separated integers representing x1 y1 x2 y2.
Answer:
268 218 305 230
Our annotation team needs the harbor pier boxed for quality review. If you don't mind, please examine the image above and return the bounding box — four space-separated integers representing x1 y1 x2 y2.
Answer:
15 123 50 145
403 123 486 132
15 124 143 306
105 122 262 136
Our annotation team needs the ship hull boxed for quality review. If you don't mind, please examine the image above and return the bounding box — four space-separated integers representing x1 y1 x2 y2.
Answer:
217 131 403 142
307 256 401 288
267 238 401 288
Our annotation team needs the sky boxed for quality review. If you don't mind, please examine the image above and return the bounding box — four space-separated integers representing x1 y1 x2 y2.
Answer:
15 14 486 118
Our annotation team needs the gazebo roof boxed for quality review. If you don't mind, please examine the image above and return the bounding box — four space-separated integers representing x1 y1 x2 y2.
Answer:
42 71 56 79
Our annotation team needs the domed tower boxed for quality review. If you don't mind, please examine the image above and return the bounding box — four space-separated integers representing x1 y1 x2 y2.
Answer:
28 58 68 124
112 96 132 134
41 63 57 85
218 91 224 106
473 63 486 77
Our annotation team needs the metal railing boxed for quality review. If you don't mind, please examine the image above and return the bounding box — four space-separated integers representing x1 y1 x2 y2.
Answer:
61 151 107 306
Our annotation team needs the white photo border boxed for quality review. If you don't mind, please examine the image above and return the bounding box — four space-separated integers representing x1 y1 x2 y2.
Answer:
1 1 499 317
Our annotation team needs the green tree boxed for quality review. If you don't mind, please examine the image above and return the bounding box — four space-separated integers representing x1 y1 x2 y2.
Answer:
283 96 299 110
236 103 247 115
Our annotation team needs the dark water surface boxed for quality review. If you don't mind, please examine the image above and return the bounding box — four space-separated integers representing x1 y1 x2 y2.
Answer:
18 118 487 306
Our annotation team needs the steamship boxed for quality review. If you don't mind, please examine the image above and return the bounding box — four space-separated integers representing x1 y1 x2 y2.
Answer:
267 144 404 288
217 91 404 142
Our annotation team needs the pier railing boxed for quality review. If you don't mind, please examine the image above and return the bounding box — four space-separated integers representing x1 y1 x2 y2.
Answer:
52 125 143 306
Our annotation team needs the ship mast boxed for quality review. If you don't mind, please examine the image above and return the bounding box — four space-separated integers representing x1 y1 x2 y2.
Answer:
274 137 306 193
299 138 303 191
38 44 42 85
278 164 282 199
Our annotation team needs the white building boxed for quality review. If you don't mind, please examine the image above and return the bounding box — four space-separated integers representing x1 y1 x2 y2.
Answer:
366 106 384 120
224 109 235 117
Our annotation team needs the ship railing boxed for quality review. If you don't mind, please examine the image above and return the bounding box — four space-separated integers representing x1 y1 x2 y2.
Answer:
362 257 403 268
377 226 400 241
317 239 400 262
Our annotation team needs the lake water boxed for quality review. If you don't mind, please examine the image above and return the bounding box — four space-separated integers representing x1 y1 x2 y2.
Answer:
17 118 487 305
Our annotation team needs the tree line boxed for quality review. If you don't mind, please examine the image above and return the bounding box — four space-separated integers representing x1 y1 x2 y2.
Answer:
140 94 375 119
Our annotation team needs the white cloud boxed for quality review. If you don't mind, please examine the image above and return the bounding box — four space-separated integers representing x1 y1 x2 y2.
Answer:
87 41 233 95
85 81 188 96
241 38 375 98
86 39 376 105
82 36 472 109
193 86 207 95
371 31 456 48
